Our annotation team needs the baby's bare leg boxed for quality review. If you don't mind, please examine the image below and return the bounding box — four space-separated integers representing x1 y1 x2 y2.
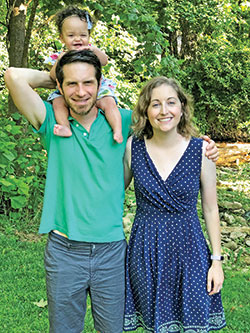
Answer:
97 97 123 143
53 96 72 137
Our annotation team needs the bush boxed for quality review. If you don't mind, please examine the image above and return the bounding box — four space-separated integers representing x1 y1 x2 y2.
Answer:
0 105 47 223
184 39 250 141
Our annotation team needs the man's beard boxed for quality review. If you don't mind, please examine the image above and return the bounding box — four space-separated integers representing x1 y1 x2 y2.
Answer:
64 91 97 117
69 100 96 117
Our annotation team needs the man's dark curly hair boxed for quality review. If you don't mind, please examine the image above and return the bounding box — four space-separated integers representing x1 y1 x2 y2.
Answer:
55 6 93 34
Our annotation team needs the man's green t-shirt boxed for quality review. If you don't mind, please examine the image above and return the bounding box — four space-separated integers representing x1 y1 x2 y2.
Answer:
36 102 132 242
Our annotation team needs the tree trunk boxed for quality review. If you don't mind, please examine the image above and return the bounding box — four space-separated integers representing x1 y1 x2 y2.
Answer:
7 0 27 114
7 0 26 67
22 0 39 67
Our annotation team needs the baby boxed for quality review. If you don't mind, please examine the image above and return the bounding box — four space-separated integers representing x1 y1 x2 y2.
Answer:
45 6 123 143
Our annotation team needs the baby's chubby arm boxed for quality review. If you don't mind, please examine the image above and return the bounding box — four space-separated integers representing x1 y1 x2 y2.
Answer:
82 45 108 66
49 52 65 82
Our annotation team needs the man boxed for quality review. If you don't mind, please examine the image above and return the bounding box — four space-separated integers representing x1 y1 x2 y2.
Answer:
5 50 218 333
5 50 131 332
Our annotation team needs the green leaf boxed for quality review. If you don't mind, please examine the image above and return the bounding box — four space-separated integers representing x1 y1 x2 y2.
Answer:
10 196 27 209
17 182 29 196
94 3 104 11
12 112 21 121
0 179 14 187
33 299 48 308
128 13 138 21
3 151 16 162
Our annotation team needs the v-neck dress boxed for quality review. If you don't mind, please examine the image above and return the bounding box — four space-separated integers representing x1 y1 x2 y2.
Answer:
124 136 226 332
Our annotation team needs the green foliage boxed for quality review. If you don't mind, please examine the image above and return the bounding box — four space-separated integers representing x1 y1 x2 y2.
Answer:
185 38 250 140
0 103 47 223
84 0 173 79
1 0 249 137
0 33 8 90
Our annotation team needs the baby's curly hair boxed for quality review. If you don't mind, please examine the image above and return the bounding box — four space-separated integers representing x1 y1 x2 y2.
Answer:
55 6 93 34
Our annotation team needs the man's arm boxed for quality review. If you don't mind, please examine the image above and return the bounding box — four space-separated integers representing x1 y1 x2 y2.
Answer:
4 68 56 130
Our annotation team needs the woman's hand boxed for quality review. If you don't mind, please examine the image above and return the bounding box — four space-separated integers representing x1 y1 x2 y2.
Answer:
207 261 224 295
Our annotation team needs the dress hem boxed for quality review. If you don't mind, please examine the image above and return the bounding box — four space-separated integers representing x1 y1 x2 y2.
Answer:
124 311 226 332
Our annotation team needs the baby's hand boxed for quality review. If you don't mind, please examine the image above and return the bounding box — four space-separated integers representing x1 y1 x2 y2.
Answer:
78 45 92 51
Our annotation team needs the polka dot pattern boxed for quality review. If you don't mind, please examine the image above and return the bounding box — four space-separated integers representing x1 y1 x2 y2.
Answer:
124 137 226 332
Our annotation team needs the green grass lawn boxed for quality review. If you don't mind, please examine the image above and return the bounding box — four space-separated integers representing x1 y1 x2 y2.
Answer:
222 269 250 332
0 232 249 332
0 234 48 332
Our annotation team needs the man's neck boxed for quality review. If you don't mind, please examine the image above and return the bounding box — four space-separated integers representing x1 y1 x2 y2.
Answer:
70 106 98 132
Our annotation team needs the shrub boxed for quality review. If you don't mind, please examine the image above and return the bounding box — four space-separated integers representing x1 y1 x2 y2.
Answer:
0 105 47 223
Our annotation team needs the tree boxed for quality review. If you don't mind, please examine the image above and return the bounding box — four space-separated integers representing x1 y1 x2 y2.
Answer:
1 0 39 113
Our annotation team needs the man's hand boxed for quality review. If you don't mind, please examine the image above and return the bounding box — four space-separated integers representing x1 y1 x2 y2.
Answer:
202 135 219 163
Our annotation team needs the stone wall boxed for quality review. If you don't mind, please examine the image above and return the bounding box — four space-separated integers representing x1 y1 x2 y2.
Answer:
219 201 250 266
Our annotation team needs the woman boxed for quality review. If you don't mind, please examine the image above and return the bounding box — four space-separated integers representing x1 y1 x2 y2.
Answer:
123 77 226 332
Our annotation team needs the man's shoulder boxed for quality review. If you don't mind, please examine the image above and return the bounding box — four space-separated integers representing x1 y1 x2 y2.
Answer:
119 108 132 121
34 101 55 135
42 101 56 120
119 108 132 136
43 100 52 108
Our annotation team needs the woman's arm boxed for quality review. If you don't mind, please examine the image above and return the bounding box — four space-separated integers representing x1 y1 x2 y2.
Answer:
123 136 133 189
200 141 224 296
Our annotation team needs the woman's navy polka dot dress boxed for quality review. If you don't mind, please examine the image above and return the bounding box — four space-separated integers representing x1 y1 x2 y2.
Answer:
124 137 226 332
